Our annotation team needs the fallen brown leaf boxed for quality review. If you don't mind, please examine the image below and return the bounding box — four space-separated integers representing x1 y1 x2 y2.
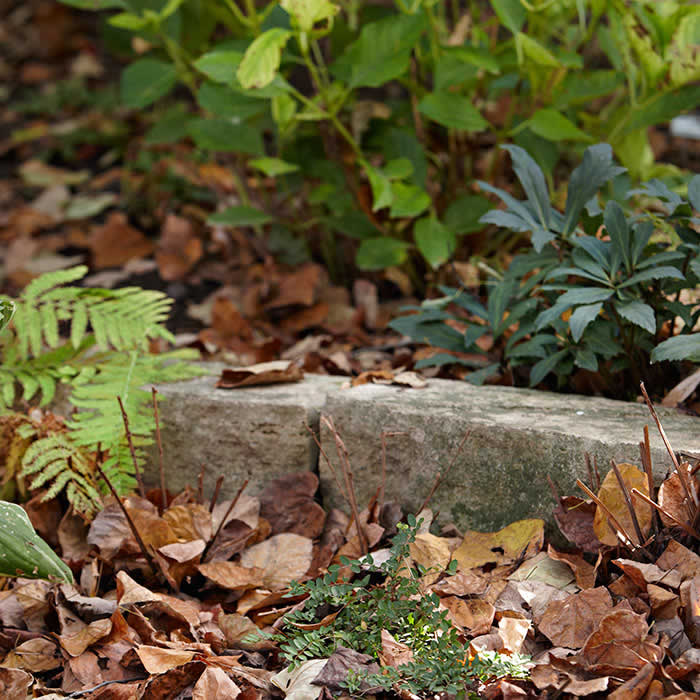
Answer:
217 361 304 388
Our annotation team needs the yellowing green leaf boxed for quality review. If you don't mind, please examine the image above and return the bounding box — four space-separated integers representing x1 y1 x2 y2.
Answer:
237 29 292 89
281 0 338 34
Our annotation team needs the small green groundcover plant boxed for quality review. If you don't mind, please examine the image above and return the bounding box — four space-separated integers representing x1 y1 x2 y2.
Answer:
269 516 530 696
50 0 700 277
391 143 700 397
0 267 205 516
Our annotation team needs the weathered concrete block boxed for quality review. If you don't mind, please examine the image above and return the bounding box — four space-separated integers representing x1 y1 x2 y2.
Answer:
319 380 700 533
146 368 344 499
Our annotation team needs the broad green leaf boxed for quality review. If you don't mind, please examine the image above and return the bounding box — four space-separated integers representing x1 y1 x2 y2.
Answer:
562 143 626 236
501 144 551 230
414 217 455 269
530 349 569 386
249 157 299 176
0 501 73 582
490 0 526 34
120 59 177 109
450 45 501 73
109 12 149 29
196 82 266 121
418 93 488 132
365 165 393 211
332 14 427 88
383 128 428 187
444 195 492 234
144 110 192 144
651 333 700 362
521 109 593 142
688 174 700 212
383 158 414 180
328 211 379 239
356 237 410 270
187 118 264 154
280 0 338 33
194 50 244 84
569 303 602 342
515 33 560 68
389 183 430 218
552 70 624 109
614 300 655 334
237 29 292 89
625 84 700 132
208 206 273 226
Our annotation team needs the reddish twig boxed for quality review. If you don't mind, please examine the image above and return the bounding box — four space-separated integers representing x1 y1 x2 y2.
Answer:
322 415 367 555
631 488 700 540
640 425 658 535
116 396 146 498
209 476 224 514
94 461 169 586
151 388 167 510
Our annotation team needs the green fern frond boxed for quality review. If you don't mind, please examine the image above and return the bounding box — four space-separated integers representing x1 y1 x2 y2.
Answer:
21 434 102 517
1 266 208 509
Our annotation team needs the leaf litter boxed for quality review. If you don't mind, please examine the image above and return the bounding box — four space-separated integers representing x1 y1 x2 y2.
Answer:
0 388 699 698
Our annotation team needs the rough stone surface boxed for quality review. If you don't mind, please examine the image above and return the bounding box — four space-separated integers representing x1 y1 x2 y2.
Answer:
318 379 700 533
145 367 344 499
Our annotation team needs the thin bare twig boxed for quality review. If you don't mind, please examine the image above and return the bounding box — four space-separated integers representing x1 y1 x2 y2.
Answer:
202 479 248 562
117 396 145 498
418 429 471 514
546 475 561 503
631 488 700 541
151 387 167 510
369 431 406 511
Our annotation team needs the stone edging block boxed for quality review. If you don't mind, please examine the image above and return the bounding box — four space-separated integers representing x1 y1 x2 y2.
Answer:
147 370 700 532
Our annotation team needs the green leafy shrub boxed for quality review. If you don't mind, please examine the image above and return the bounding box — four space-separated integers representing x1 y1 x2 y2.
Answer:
390 144 700 396
56 0 700 276
0 267 205 513
276 516 530 696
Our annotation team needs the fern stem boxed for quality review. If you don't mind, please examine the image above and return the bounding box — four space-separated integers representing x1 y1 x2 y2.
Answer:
152 388 167 511
117 396 146 498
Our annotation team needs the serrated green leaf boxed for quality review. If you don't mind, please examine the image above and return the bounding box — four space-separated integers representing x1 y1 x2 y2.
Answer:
615 300 655 334
651 333 700 362
562 144 627 236
604 200 630 274
530 349 569 386
618 266 684 288
569 303 602 342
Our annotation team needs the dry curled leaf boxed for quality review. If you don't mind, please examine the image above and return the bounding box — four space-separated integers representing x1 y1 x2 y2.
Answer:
217 361 304 389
